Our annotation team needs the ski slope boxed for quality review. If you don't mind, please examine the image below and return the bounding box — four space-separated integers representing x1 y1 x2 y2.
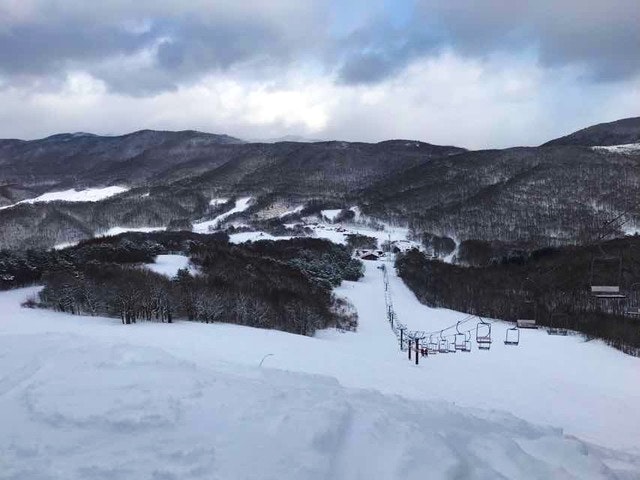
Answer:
209 197 229 206
356 259 640 451
1 262 639 478
0 186 128 210
193 196 253 233
146 254 198 277
321 208 342 221
592 143 640 154
230 220 418 249
99 226 165 237
229 231 294 243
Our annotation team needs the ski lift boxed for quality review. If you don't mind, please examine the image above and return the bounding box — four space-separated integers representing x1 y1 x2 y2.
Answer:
625 283 640 316
462 332 472 352
590 253 625 299
547 312 569 336
476 317 492 350
427 335 439 355
454 322 467 351
448 339 457 353
438 331 449 353
516 298 537 329
504 325 520 345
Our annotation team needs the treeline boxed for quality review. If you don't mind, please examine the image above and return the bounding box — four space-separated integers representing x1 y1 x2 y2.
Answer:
29 232 360 336
396 237 640 356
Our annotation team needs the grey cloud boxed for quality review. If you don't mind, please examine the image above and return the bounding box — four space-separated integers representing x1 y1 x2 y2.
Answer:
336 20 441 84
0 0 637 96
95 18 300 96
337 0 640 85
0 23 148 76
422 0 640 81
0 1 328 95
338 53 398 84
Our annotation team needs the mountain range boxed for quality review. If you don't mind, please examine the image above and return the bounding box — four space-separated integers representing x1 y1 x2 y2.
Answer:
0 117 638 250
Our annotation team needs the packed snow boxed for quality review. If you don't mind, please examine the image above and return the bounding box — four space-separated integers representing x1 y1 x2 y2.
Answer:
364 259 640 451
146 254 198 278
0 186 128 210
321 209 342 222
279 205 304 218
592 143 640 154
306 221 420 250
193 196 253 233
99 226 165 237
624 224 640 236
52 241 79 250
226 222 417 249
229 231 294 243
1 255 640 478
49 227 166 250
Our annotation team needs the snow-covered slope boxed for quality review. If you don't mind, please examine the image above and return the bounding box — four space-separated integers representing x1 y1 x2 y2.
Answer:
592 143 640 154
229 231 294 243
5 334 627 479
99 226 165 237
365 259 640 451
321 209 342 222
209 197 229 206
0 186 128 210
51 227 166 250
1 261 639 478
146 254 198 278
193 196 253 233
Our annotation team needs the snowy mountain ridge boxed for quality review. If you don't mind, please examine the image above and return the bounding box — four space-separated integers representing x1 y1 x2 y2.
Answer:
2 116 640 250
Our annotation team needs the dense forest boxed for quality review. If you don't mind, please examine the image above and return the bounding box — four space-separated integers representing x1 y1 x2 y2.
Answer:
362 146 640 246
5 232 361 336
396 236 640 356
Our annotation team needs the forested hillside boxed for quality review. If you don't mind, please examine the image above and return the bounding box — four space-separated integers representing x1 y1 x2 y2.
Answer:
396 236 640 356
0 117 639 251
5 233 361 335
543 116 640 146
362 145 640 245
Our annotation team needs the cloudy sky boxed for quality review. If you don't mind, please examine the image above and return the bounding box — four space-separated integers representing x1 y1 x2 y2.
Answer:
0 0 638 148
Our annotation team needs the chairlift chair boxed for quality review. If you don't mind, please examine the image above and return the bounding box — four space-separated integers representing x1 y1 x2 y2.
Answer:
463 332 472 352
625 283 640 316
504 325 520 345
427 335 439 355
547 312 569 336
448 340 457 353
438 331 449 353
476 317 492 350
454 322 467 351
590 255 625 299
516 299 537 329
